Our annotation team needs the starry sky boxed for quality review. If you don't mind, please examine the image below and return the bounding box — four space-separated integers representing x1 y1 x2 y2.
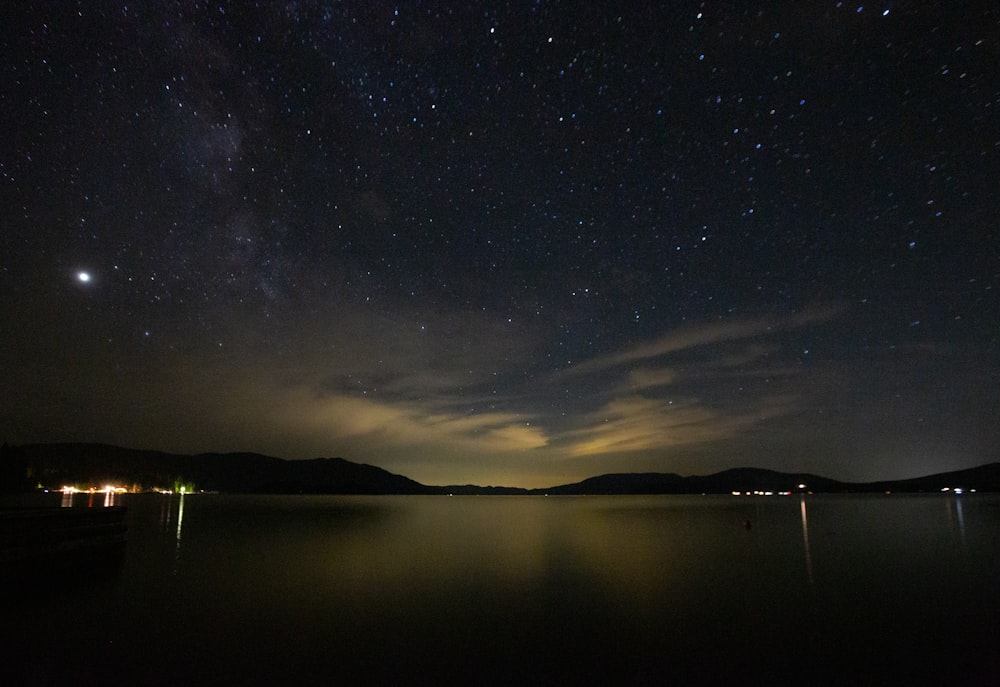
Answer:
2 2 998 488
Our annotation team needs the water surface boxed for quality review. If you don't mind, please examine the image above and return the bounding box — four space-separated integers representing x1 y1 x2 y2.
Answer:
5 494 998 685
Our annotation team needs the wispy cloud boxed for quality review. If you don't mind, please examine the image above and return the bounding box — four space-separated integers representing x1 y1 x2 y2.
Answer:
123 306 842 484
268 388 549 455
558 397 719 456
556 394 796 457
565 308 839 376
625 367 677 391
546 308 840 459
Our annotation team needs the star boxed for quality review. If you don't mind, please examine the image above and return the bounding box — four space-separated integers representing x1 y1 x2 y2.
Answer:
0 1 995 488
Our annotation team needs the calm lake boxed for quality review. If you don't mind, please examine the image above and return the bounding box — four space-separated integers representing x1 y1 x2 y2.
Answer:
4 493 998 685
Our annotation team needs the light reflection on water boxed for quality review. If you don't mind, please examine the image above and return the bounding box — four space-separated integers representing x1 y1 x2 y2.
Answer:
800 494 813 585
6 494 999 685
156 492 186 574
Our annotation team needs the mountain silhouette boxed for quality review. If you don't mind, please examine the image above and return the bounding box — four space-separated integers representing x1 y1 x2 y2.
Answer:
2 443 998 494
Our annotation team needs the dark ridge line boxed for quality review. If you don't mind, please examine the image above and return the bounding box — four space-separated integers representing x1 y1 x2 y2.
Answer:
3 443 998 495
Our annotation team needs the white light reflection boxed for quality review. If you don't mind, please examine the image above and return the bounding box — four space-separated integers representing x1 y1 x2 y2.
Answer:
173 492 185 575
800 495 814 585
176 492 185 546
159 493 172 529
954 494 966 547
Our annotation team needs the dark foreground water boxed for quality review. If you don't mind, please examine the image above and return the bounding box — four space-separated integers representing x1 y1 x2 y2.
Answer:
3 493 998 685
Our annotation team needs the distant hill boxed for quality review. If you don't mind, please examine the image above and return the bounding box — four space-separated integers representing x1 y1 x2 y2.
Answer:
858 462 1000 494
539 469 843 495
2 443 998 494
538 464 1000 495
1 443 434 495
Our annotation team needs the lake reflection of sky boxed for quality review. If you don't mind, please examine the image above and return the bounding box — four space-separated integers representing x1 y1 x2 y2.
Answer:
8 494 999 685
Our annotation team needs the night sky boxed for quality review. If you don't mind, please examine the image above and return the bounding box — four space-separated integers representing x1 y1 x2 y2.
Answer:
2 2 998 488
